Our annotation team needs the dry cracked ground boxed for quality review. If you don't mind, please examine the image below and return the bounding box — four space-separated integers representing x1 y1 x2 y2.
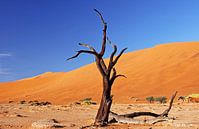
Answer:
0 103 199 129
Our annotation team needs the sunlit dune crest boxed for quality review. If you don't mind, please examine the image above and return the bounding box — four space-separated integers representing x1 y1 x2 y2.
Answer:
17 72 60 81
0 42 199 104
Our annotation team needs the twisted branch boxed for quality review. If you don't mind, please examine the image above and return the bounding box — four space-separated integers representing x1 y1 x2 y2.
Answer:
113 48 127 66
107 37 117 72
94 9 107 56
79 43 96 52
110 68 126 85
94 9 106 25
67 50 98 60
109 91 177 124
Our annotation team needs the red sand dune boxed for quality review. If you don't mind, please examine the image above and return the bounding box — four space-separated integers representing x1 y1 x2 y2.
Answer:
0 42 199 104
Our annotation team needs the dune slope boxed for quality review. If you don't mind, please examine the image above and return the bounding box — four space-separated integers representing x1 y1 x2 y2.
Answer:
0 42 199 104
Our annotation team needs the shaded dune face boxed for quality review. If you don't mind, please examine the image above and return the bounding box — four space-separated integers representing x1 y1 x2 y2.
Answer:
0 42 199 104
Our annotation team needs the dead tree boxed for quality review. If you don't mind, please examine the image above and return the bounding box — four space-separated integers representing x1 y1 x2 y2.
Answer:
67 9 127 126
80 91 177 129
68 10 178 127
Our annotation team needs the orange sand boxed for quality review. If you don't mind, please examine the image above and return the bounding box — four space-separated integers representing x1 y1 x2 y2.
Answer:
0 42 199 104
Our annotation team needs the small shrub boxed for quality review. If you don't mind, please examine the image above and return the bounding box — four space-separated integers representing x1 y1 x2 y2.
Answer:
146 96 154 103
20 100 26 104
155 96 167 104
178 96 186 101
29 100 51 106
40 101 51 106
91 102 97 105
84 101 92 105
74 102 81 105
33 100 39 103
187 94 199 98
30 102 40 106
80 98 96 105
28 101 32 103
80 98 92 102
8 101 13 103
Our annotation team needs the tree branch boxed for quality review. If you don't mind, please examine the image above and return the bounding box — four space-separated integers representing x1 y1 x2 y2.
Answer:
100 59 107 74
94 9 106 25
160 91 178 117
109 112 173 125
67 50 98 60
110 68 126 85
107 37 117 52
115 74 127 79
79 43 107 73
109 91 177 124
110 74 126 86
94 9 107 56
120 112 159 118
112 68 117 77
107 37 117 72
79 43 97 52
113 48 127 66
95 58 106 77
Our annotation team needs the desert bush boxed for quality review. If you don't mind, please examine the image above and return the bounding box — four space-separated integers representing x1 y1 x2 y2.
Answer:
28 100 33 104
80 98 96 105
40 101 51 106
8 101 13 103
185 94 199 101
20 100 26 104
74 102 81 105
146 96 154 103
155 96 167 104
178 96 186 101
80 98 92 102
29 100 51 106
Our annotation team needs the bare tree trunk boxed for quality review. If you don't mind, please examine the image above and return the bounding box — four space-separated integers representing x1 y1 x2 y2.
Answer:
95 78 112 125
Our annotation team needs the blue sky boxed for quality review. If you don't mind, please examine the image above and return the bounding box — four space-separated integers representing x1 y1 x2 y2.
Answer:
1 0 199 82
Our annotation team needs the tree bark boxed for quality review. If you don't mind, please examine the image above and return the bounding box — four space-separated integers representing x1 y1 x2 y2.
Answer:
94 78 112 125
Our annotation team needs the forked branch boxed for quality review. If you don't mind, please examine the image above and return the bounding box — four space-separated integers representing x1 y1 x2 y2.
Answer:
110 68 126 85
100 59 107 74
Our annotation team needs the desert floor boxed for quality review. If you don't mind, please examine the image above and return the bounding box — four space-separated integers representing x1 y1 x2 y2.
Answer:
0 103 198 129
